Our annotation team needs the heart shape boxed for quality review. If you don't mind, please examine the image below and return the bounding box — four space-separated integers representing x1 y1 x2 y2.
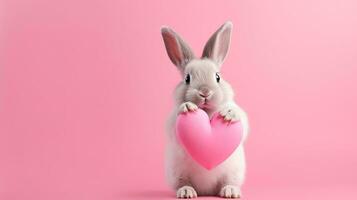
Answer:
176 109 243 170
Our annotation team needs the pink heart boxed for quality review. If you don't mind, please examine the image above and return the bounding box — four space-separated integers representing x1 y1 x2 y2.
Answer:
176 109 243 170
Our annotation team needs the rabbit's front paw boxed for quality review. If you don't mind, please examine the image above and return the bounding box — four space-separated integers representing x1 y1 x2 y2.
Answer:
177 186 197 198
219 106 240 122
219 185 241 198
178 102 198 114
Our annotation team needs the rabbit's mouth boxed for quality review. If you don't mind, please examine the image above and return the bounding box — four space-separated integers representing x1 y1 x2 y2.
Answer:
198 98 212 109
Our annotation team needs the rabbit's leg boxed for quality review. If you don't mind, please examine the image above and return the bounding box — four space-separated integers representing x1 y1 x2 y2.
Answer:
218 148 246 198
177 185 197 198
218 173 243 198
219 103 249 142
219 185 241 198
177 102 198 113
219 104 241 122
175 177 197 198
167 149 198 198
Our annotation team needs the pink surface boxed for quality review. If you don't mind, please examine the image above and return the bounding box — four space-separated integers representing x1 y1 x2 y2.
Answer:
176 109 243 170
1 0 357 200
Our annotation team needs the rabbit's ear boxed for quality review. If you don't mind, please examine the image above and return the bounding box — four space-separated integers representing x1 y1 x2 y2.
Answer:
202 22 233 66
161 26 195 71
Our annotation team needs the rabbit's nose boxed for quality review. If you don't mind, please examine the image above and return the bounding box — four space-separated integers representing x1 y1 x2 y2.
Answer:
199 88 213 98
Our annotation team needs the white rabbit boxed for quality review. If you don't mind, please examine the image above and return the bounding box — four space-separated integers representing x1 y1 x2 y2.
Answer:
161 22 249 198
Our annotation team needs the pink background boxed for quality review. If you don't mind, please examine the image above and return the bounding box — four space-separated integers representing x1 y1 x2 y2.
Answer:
1 0 357 199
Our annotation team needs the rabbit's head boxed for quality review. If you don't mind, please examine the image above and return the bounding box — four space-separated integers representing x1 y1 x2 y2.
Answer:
161 22 235 111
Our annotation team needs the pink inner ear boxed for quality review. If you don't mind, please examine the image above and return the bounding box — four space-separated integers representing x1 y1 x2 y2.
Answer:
175 109 243 170
162 31 183 66
202 22 232 65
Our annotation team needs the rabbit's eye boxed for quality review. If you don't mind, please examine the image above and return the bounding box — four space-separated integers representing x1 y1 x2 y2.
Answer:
185 74 190 84
216 73 220 83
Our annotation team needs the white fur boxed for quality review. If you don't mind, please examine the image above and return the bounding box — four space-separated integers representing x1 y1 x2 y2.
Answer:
164 60 249 197
162 22 249 198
